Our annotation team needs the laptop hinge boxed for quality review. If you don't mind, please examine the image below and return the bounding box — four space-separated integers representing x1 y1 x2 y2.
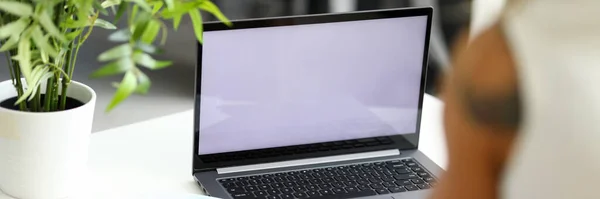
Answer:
217 149 400 174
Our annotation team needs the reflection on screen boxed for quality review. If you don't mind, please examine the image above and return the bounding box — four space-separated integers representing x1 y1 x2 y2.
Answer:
198 16 428 155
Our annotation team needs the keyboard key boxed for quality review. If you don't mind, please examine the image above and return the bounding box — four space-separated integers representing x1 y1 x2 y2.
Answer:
267 189 280 195
254 191 268 197
297 180 310 186
283 182 295 187
231 193 255 199
306 184 319 191
396 180 413 186
293 192 309 198
418 184 431 189
402 158 414 163
332 182 345 188
319 184 332 189
310 190 378 199
334 176 349 181
376 188 390 194
223 182 236 188
370 183 384 189
368 178 382 183
294 186 308 192
319 189 334 195
411 179 425 184
248 180 260 185
281 188 294 194
394 174 418 180
261 179 273 184
381 177 395 182
271 183 283 189
281 194 293 199
382 182 396 187
357 179 370 185
227 187 245 193
332 187 347 194
395 169 411 174
405 185 419 191
418 172 430 177
345 187 359 193
424 177 436 183
307 191 321 197
265 195 280 199
390 187 407 193
344 181 358 186
322 177 335 183
258 185 271 190
347 175 359 181
357 184 371 190
412 167 424 173
246 186 258 191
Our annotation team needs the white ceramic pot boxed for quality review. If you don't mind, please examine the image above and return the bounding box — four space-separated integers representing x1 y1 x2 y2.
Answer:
0 79 96 199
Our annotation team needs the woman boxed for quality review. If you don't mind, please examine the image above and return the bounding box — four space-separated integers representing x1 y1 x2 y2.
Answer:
432 0 600 198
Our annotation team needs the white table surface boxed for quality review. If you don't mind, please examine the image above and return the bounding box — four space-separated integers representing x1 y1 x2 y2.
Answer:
0 94 446 199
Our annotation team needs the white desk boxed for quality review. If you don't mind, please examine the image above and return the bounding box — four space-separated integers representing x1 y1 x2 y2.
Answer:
1 94 446 199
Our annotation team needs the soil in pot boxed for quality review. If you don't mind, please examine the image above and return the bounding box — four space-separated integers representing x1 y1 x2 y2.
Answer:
0 94 84 112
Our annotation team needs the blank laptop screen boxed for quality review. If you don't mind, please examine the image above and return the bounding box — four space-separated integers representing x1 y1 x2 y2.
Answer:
198 16 428 155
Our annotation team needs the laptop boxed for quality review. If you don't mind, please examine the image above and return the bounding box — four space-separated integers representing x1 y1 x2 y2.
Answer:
193 7 442 199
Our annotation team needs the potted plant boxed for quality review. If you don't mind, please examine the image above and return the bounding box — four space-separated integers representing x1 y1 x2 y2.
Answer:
0 0 230 198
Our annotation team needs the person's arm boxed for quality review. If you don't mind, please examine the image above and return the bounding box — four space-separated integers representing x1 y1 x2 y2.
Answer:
430 24 520 199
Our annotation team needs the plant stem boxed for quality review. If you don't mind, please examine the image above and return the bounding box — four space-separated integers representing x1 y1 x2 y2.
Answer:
44 77 55 112
60 42 74 110
32 85 42 112
10 49 27 111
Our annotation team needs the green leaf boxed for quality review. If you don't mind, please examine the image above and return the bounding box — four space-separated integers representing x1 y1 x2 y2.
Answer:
0 1 33 17
132 52 172 70
40 49 49 64
62 18 89 28
17 34 32 83
164 0 174 10
152 1 163 14
94 18 117 29
98 44 132 62
91 57 134 78
200 1 232 27
0 34 19 52
134 42 161 54
114 1 128 23
101 0 121 8
65 29 84 41
172 14 182 30
94 0 109 15
141 19 160 44
38 10 67 43
134 70 151 94
188 9 203 43
106 71 137 112
15 66 51 104
31 26 59 58
0 18 29 39
132 19 150 41
108 29 130 42
126 0 151 12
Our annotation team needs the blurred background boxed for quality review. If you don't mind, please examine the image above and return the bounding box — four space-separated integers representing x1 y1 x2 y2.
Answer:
0 0 473 132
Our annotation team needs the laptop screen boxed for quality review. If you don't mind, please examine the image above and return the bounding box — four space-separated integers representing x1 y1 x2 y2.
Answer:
198 16 428 155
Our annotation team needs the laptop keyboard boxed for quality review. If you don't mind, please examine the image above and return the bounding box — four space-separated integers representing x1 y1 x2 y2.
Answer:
219 158 436 199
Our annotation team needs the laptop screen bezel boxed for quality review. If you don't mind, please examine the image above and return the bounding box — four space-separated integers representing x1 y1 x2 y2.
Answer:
193 7 433 173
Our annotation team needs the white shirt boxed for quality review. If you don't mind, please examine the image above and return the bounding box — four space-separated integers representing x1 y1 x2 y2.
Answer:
492 1 600 198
